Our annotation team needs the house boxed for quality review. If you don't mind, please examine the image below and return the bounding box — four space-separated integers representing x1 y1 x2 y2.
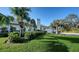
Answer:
45 27 55 33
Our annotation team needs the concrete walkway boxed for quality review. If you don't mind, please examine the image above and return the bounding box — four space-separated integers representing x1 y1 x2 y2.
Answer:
61 33 79 36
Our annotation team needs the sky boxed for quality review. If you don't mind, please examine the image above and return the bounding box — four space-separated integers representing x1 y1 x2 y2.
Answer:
0 7 79 26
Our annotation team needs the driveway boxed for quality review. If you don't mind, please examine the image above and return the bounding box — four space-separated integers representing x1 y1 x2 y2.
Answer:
60 33 79 36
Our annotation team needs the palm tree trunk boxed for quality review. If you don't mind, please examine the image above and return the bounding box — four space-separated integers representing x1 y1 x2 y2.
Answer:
20 27 24 37
19 18 25 38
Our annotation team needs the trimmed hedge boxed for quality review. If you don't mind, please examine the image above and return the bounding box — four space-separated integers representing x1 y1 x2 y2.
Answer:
24 31 46 40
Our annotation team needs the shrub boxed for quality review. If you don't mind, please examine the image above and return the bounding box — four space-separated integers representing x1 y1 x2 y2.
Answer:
24 31 46 40
8 31 46 43
8 32 20 42
8 32 28 43
31 31 37 39
24 32 31 40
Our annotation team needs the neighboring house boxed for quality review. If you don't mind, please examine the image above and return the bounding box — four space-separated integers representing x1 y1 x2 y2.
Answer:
45 27 55 33
10 22 20 31
40 25 47 31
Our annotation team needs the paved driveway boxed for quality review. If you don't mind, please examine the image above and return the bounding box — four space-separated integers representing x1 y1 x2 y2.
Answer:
61 33 79 36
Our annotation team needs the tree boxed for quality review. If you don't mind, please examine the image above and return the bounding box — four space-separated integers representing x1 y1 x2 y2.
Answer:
6 16 14 32
6 16 14 23
0 13 14 26
0 13 15 33
63 22 71 31
0 13 7 27
10 7 30 37
51 19 63 34
65 14 79 27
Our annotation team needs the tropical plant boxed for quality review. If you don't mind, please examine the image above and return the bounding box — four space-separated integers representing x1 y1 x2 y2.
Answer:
10 7 30 37
0 13 7 27
6 16 14 24
0 13 14 31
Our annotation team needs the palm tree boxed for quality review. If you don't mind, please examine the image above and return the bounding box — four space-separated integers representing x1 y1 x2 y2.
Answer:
7 16 14 23
0 13 14 26
0 13 7 26
10 7 30 37
0 13 14 32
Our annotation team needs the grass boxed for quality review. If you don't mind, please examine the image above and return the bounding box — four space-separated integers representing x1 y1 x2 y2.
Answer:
0 33 79 52
49 34 79 52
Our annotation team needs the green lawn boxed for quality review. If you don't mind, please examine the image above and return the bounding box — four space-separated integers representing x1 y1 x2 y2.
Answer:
0 33 79 52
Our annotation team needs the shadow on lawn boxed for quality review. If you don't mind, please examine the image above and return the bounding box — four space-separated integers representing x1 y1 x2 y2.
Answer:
35 35 56 40
36 37 56 40
33 35 69 52
27 34 69 52
40 41 69 52
51 36 79 43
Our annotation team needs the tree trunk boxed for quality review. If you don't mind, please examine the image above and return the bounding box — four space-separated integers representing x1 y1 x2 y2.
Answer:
19 19 25 38
56 26 58 34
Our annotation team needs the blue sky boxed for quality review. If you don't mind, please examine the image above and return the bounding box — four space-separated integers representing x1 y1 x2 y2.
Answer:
0 7 79 26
